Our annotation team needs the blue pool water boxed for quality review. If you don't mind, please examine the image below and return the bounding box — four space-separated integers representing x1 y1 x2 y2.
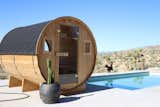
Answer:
88 72 160 90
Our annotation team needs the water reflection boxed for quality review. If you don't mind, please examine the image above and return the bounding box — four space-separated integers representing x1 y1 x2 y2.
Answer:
133 76 144 85
104 76 145 88
105 79 113 87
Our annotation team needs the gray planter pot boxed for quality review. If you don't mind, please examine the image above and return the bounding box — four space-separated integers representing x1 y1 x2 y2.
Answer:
39 82 61 104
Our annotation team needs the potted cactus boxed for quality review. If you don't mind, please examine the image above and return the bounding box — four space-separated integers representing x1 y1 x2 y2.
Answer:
39 59 61 104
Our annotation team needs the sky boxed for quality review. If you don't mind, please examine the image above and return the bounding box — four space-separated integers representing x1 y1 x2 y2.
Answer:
0 0 160 52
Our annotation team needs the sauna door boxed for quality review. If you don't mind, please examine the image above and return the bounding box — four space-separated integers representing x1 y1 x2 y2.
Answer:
58 25 79 84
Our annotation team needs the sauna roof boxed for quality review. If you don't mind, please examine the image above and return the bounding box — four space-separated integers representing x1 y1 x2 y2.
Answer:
0 21 50 55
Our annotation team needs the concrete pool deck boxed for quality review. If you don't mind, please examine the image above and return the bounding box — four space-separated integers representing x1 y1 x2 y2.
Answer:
1 72 160 107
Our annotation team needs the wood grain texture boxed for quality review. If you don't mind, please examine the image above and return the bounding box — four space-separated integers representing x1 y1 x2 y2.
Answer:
61 83 86 95
1 55 45 85
9 76 22 87
37 17 97 94
22 79 39 92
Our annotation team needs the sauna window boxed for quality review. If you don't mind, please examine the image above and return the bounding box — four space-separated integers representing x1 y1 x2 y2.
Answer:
71 26 79 39
84 41 91 54
60 25 79 39
44 40 52 52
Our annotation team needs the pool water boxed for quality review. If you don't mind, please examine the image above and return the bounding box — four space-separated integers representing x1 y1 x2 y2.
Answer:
88 72 160 90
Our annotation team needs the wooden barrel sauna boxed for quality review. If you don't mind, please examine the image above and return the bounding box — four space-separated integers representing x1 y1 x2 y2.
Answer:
0 16 97 94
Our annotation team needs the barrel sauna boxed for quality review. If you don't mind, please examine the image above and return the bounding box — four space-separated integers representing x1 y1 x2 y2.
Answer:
0 16 97 94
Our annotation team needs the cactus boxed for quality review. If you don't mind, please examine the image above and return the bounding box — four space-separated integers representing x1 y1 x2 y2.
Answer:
47 59 54 84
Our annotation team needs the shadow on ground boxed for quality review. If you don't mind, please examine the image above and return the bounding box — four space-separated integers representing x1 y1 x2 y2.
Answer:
85 84 112 93
0 82 111 103
60 96 80 103
59 84 111 103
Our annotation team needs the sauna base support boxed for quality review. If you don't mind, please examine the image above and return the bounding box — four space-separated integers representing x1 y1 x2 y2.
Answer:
22 79 39 92
61 83 86 95
9 76 22 87
9 76 86 95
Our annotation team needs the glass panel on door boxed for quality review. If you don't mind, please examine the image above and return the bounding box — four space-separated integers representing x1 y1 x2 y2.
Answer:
58 25 79 84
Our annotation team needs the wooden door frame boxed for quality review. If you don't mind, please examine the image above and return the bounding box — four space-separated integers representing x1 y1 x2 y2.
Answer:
57 24 79 83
